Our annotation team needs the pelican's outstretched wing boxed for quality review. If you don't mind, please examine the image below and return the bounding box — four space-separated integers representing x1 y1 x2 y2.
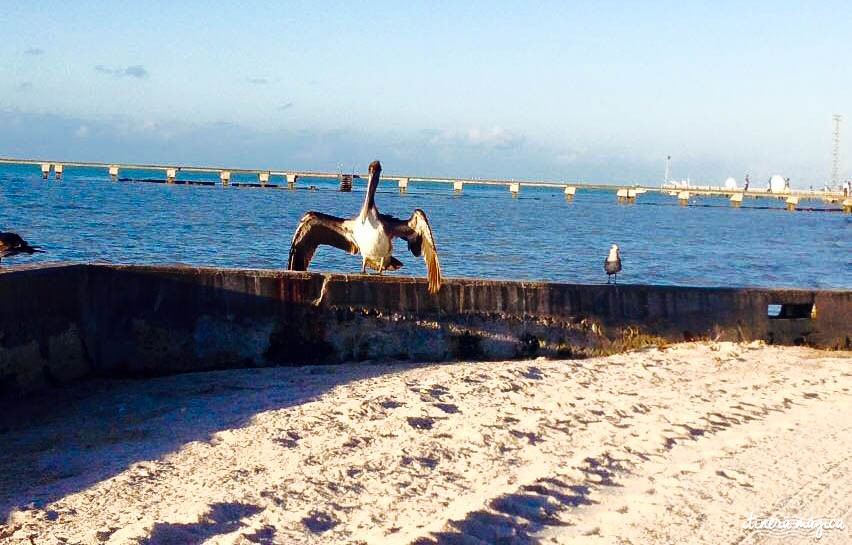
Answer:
0 232 43 258
382 209 442 293
288 212 358 271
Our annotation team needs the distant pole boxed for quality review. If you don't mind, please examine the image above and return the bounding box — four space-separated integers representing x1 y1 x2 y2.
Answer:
664 155 671 185
832 114 842 189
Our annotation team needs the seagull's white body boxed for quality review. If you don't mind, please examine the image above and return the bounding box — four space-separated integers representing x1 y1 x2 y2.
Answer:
606 246 619 263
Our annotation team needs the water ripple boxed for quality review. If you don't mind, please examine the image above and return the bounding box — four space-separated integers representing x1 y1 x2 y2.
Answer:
1 164 849 288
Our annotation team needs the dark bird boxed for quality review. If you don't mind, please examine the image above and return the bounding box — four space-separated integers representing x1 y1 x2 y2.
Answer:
604 244 621 284
288 160 442 293
0 232 44 264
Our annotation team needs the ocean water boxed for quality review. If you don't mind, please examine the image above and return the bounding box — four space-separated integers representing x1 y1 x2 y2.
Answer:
1 164 849 289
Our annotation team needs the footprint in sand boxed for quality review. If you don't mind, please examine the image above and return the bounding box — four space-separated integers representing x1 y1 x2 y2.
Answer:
243 524 277 544
302 510 338 533
490 493 562 524
418 456 439 469
519 367 544 380
400 455 438 469
407 417 435 430
274 431 300 448
432 403 459 414
341 436 372 448
509 430 542 445
715 468 753 487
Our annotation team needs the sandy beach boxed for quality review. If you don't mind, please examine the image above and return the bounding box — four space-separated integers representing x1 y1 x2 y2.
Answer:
1 341 850 544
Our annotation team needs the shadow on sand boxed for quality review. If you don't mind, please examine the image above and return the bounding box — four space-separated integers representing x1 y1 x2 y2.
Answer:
0 356 435 522
137 502 264 545
1 265 553 523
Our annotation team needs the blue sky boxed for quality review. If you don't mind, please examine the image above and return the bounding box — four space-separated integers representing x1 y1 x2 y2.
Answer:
2 1 850 185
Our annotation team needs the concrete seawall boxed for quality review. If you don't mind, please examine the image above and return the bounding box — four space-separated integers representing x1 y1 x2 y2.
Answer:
1 264 849 397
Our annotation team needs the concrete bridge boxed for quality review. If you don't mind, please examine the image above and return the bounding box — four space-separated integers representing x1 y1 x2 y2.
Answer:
1 157 849 211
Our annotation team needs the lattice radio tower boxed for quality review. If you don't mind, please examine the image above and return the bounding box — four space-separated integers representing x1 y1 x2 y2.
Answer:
832 114 842 188
664 155 671 185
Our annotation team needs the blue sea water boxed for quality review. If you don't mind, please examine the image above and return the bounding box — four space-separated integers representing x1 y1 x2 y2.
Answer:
0 163 849 289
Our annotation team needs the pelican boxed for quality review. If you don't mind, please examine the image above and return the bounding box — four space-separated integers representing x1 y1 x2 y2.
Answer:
604 244 621 284
0 231 44 264
288 160 442 293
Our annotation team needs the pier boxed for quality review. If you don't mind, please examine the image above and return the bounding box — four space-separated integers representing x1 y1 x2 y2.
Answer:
2 156 847 205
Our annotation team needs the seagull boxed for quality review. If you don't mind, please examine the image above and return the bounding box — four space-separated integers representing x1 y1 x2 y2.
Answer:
0 231 44 264
288 160 442 293
604 244 621 284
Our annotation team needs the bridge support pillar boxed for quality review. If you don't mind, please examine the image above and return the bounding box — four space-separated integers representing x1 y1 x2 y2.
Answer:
509 182 520 196
54 164 63 180
785 196 799 211
398 177 409 193
730 193 743 208
40 163 50 179
286 173 298 188
220 171 231 186
109 165 119 180
453 180 463 193
843 198 852 214
166 168 177 183
564 186 576 199
259 172 269 186
678 191 690 205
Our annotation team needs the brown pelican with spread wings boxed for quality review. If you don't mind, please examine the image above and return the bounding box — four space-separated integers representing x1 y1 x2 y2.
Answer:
288 160 442 293
0 231 44 264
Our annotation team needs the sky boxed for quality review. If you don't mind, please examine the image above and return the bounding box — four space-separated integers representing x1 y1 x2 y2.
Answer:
2 1 851 186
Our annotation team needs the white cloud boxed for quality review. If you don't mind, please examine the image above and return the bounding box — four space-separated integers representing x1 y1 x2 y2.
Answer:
74 125 90 138
430 126 525 150
554 151 582 164
124 65 148 78
95 64 149 78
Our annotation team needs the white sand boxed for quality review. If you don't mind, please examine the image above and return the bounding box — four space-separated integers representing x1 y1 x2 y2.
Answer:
1 342 850 544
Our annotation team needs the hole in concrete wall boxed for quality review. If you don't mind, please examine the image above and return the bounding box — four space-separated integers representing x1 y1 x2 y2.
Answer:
518 334 540 358
767 303 814 320
454 331 484 360
0 373 18 398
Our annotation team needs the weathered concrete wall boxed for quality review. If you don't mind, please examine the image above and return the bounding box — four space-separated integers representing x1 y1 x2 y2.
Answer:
0 264 90 397
1 264 849 397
